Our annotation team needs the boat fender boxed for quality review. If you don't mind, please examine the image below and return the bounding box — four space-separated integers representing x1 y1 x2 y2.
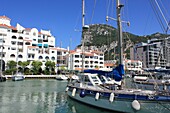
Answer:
79 90 86 98
72 88 76 97
95 92 100 100
109 93 114 102
132 100 140 111
65 87 69 92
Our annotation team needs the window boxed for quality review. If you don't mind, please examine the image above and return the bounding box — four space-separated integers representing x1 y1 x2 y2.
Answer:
11 36 17 39
51 56 55 60
75 60 79 63
45 56 49 60
74 65 79 67
85 65 89 68
99 62 103 64
75 55 79 58
33 32 36 36
25 42 30 45
39 56 43 59
11 48 16 50
11 41 16 45
94 61 98 63
85 56 89 58
18 55 23 58
57 51 61 55
28 54 31 58
99 58 103 60
10 54 15 58
18 36 23 40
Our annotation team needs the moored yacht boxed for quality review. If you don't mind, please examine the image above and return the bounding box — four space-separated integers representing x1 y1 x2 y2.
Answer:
56 74 68 81
12 72 25 81
66 0 170 113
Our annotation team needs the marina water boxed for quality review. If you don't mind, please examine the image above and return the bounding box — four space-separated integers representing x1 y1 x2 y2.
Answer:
0 79 117 113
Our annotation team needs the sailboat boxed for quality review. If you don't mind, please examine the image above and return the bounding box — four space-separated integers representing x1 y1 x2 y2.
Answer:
66 0 170 113
11 30 25 81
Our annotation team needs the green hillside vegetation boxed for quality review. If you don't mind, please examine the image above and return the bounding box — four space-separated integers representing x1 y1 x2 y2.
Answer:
80 24 169 60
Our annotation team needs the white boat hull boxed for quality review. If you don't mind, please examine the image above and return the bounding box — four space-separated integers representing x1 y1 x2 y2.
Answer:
67 87 170 113
56 75 68 81
12 73 25 81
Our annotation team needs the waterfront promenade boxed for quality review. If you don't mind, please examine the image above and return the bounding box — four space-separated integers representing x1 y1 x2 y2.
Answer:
5 75 58 79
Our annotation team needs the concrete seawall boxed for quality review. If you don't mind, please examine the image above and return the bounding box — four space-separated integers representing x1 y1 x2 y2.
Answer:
5 75 57 79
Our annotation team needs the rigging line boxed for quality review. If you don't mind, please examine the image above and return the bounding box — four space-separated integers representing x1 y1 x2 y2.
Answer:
158 0 170 20
89 0 96 24
106 0 111 17
150 0 165 32
149 0 165 68
155 0 170 30
149 0 166 33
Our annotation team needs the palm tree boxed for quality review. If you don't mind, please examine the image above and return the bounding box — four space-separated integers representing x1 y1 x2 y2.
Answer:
44 61 55 75
31 61 42 75
5 60 17 75
18 61 30 74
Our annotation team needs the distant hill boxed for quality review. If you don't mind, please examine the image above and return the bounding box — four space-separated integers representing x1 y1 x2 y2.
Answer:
78 24 169 60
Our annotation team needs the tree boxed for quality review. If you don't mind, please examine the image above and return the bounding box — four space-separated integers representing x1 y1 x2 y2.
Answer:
31 61 42 75
7 60 16 69
5 60 17 75
44 61 55 75
18 61 30 74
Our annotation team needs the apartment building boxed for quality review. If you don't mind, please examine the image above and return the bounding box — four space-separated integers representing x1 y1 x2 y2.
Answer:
124 59 143 74
0 15 58 70
130 38 170 68
68 48 104 71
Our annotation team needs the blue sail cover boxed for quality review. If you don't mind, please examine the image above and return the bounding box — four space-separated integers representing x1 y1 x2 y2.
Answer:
84 64 124 81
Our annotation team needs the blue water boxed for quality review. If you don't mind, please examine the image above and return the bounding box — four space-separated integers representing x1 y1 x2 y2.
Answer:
0 79 116 113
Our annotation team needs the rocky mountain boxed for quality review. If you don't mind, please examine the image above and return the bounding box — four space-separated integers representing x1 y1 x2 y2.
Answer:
78 24 169 60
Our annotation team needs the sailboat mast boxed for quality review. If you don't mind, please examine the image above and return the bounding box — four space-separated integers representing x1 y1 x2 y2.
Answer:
82 0 85 27
117 0 124 65
81 0 85 72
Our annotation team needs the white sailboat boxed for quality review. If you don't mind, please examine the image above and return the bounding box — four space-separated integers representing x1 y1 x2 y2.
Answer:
66 0 170 113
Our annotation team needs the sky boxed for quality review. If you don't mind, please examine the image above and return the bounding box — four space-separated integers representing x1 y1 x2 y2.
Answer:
0 0 170 49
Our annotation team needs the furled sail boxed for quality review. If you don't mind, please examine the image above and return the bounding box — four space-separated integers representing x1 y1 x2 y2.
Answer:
84 64 124 81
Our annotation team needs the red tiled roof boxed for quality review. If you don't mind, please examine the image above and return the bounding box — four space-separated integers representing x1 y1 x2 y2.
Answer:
0 24 16 30
25 28 31 31
23 39 32 42
28 46 38 49
0 16 11 20
84 53 94 56
91 50 103 54
104 63 114 66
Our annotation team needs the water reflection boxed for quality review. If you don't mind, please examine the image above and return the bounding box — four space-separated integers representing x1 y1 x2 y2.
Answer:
0 79 68 113
1 79 159 113
66 97 119 113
